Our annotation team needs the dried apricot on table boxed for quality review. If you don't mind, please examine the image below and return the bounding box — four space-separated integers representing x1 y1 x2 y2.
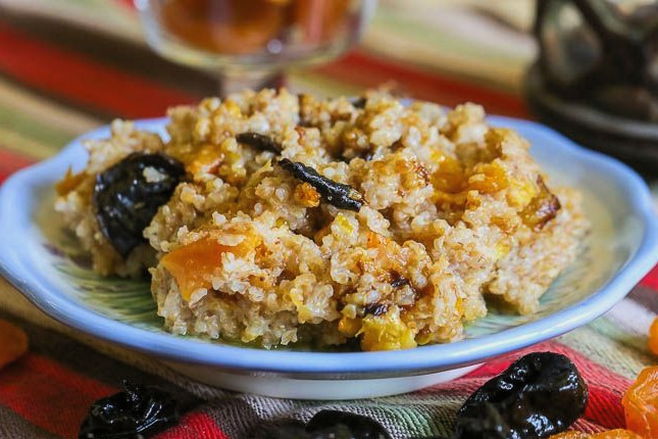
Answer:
592 430 644 438
0 319 28 369
647 317 658 355
622 366 658 438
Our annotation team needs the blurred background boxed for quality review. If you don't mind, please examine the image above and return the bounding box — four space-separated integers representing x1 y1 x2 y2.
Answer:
0 0 535 175
1 0 657 181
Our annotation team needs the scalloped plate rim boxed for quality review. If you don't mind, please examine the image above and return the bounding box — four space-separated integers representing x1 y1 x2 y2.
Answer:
1 116 657 376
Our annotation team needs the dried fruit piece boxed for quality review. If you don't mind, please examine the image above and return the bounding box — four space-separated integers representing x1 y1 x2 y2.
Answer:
294 182 321 207
161 225 261 301
622 366 658 438
592 431 644 439
236 132 282 154
277 158 364 211
0 320 28 369
647 317 658 355
55 167 86 196
364 303 389 316
455 352 588 439
78 381 179 439
520 176 561 231
93 153 185 257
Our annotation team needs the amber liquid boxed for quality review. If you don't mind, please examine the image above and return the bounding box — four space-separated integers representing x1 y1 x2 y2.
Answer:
159 0 353 56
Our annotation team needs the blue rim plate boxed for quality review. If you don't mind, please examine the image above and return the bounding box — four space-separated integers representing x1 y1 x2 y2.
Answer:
1 116 657 377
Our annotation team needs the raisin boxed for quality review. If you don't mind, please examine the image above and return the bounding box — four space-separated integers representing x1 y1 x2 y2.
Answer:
364 303 389 316
454 352 588 439
93 153 184 257
79 381 179 439
236 132 282 154
277 159 364 211
622 366 658 437
647 317 658 355
390 273 410 289
306 410 392 439
520 176 561 231
0 320 28 369
352 97 367 109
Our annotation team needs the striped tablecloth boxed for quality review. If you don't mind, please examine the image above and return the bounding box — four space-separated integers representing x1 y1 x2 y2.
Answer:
0 1 657 437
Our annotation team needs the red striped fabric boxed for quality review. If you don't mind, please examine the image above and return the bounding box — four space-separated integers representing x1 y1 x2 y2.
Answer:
0 150 34 183
0 23 198 119
641 265 658 291
0 341 631 438
154 412 228 439
0 354 116 437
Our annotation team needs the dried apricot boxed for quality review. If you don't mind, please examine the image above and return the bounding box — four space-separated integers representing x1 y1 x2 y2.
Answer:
622 366 658 437
0 320 28 369
592 430 644 438
161 225 261 301
647 317 658 356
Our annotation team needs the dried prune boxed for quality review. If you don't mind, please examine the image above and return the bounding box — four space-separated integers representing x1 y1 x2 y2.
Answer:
306 410 392 439
454 352 588 439
277 159 364 211
93 153 184 257
622 366 658 437
236 132 282 154
79 381 179 439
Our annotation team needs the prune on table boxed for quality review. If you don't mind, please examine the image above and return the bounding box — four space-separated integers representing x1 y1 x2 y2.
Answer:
277 159 364 211
79 381 179 439
454 352 588 439
93 153 184 257
622 366 658 438
306 410 392 439
236 132 282 154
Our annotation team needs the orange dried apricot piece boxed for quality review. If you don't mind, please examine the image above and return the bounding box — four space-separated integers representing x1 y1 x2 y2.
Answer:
161 225 261 301
648 317 658 356
622 366 658 438
294 182 320 207
55 168 86 196
0 320 28 369
593 430 644 438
